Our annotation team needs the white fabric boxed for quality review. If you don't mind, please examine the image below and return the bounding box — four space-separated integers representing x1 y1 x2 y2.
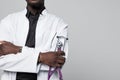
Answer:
0 9 68 80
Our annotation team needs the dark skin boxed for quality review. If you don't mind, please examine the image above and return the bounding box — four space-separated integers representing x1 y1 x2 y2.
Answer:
0 41 21 55
0 0 66 68
26 0 45 15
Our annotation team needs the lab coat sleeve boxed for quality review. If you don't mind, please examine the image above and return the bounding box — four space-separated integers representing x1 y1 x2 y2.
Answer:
0 16 40 73
40 18 68 71
0 47 40 73
51 18 68 58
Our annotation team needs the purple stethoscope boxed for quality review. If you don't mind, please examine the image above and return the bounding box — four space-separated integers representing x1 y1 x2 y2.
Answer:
48 36 68 80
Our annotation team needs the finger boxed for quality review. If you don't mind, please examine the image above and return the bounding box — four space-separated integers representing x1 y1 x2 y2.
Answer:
57 59 65 65
0 41 8 45
0 41 5 44
50 63 58 67
0 41 10 43
57 51 65 56
0 44 2 47
58 56 66 61
55 63 61 68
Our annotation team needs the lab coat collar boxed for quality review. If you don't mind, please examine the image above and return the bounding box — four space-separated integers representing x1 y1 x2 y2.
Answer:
23 8 48 17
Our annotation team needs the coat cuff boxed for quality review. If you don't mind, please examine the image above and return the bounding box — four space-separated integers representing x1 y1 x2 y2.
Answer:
3 46 40 73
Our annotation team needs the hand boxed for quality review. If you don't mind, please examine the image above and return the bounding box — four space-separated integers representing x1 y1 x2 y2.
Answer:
0 41 21 55
39 51 66 68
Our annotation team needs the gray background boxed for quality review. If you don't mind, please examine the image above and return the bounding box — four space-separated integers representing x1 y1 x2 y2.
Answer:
0 0 120 80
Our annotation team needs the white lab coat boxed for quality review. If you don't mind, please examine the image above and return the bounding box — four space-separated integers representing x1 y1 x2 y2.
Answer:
0 9 68 80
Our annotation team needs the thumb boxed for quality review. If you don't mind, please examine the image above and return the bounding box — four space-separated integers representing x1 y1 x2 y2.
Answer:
57 51 65 56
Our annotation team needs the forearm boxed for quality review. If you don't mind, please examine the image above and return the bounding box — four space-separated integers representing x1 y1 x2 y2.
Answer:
0 46 40 73
0 41 22 56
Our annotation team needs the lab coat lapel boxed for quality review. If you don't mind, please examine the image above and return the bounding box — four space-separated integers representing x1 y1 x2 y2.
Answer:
35 11 48 49
14 9 29 46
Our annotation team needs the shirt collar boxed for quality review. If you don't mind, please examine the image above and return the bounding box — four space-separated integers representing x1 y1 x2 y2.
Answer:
23 8 48 19
26 6 46 18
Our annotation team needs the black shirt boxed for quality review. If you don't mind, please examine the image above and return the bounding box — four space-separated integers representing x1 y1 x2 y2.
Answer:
25 10 40 47
16 7 45 80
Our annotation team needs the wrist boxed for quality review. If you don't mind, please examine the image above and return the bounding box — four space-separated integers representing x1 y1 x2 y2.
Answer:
39 52 44 63
16 46 22 53
19 46 22 53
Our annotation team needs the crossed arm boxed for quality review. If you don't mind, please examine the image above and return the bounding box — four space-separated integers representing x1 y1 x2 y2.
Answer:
0 16 68 73
0 41 66 68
